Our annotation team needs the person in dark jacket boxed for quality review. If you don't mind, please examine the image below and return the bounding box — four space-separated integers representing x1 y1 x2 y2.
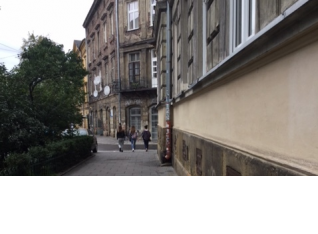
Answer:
116 126 125 152
141 125 151 152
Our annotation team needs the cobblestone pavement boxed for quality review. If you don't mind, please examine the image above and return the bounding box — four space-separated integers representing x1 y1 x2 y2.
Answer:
64 136 177 176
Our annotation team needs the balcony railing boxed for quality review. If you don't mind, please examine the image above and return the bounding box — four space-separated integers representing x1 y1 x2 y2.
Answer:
121 77 155 91
88 80 120 103
88 77 157 102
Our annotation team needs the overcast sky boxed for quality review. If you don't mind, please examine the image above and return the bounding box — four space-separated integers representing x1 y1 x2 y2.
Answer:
0 0 94 70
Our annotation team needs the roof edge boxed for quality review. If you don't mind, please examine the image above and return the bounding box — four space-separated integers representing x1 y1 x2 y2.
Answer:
83 0 100 28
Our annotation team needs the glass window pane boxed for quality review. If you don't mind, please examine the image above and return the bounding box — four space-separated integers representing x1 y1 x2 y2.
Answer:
135 13 139 28
248 0 254 36
129 14 134 29
235 0 242 47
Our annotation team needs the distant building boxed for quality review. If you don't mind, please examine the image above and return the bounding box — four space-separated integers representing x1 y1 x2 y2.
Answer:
154 0 318 175
83 0 158 138
73 39 89 129
117 0 158 139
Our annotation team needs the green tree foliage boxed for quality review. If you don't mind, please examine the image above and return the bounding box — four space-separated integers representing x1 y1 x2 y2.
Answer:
18 36 87 131
0 63 44 166
0 35 88 165
21 33 45 51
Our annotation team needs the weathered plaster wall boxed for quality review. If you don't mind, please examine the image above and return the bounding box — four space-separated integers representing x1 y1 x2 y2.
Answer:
172 39 318 174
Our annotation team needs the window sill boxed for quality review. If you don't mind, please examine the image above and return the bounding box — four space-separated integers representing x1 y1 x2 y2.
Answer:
127 28 140 32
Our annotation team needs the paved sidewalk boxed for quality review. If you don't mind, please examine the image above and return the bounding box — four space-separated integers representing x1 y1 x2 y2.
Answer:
64 136 177 176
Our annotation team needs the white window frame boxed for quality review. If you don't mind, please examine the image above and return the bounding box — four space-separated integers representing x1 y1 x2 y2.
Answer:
149 106 158 140
150 0 156 26
98 68 102 91
151 49 157 88
128 1 139 30
230 0 256 53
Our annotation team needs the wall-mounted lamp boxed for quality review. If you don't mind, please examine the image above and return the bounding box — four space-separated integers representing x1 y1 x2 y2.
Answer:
170 98 175 106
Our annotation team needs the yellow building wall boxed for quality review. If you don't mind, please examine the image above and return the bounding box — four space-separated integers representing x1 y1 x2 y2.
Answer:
172 40 318 172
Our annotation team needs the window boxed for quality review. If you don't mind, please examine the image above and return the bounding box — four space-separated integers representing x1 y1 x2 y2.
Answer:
150 106 158 140
105 62 109 85
97 31 100 52
104 22 107 43
113 107 117 130
187 0 194 84
98 68 102 90
128 1 139 30
110 12 114 35
84 82 88 102
92 39 95 59
129 53 140 82
206 0 220 71
99 109 103 131
176 1 181 80
130 107 141 131
91 75 95 95
151 49 157 88
150 0 156 26
231 0 256 52
111 56 115 81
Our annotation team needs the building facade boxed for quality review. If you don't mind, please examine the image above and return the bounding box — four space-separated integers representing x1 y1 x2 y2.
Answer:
73 39 89 129
117 0 158 139
83 0 119 137
154 0 318 175
83 0 158 138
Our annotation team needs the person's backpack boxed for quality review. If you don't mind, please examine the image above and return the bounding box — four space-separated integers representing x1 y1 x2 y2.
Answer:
131 132 137 139
143 131 151 140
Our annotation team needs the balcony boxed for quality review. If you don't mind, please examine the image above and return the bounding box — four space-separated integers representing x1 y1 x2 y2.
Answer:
88 80 120 103
120 77 155 92
88 77 156 102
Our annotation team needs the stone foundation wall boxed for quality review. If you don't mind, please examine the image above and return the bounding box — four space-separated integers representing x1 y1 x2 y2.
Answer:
157 126 311 176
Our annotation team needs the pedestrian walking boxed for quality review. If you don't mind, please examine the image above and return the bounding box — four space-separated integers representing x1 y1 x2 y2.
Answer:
129 126 138 152
141 125 151 152
116 126 125 152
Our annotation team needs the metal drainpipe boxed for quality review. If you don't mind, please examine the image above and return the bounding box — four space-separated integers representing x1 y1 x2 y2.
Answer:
165 1 172 160
116 0 121 124
85 33 90 130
